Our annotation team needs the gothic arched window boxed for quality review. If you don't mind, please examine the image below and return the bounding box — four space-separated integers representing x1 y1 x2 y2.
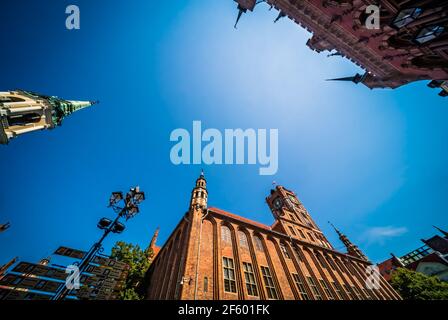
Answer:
221 226 232 244
238 231 248 249
254 236 264 251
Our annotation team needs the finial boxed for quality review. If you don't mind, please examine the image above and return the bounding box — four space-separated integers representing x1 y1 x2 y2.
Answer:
274 11 286 23
234 5 246 29
433 225 448 237
200 168 204 178
328 221 342 236
326 72 368 84
327 52 342 57
0 222 10 233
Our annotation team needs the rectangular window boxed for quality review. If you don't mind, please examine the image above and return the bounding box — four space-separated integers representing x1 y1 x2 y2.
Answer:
308 232 315 242
289 214 296 221
343 284 354 300
352 286 362 300
298 229 306 239
319 279 334 300
293 247 303 262
292 273 310 300
331 282 344 300
261 266 278 299
223 257 236 293
204 277 208 293
243 262 258 296
325 256 337 271
288 226 296 236
362 288 372 300
306 276 322 300
316 253 327 269
280 243 291 259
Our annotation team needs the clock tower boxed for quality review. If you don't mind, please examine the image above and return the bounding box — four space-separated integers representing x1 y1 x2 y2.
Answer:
266 185 333 249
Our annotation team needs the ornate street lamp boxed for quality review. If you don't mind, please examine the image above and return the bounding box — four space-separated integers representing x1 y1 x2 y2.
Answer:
52 186 146 300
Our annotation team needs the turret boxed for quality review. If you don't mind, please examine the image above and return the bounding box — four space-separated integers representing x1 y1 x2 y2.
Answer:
329 222 369 261
189 170 208 210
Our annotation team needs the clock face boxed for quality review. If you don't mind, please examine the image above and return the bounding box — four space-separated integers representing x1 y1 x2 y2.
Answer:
273 198 283 210
289 194 299 205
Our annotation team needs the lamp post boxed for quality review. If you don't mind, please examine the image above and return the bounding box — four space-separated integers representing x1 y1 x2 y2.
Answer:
52 186 145 300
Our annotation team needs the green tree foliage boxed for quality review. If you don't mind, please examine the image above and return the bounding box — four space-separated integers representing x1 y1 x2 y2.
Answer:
391 267 448 300
110 241 152 300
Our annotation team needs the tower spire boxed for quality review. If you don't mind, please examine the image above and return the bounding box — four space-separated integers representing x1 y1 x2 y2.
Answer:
329 222 368 261
147 227 160 262
234 5 247 29
433 225 448 238
148 227 160 252
0 222 10 233
190 170 208 210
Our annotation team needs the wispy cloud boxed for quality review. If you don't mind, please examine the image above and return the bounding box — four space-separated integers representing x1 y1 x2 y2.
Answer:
362 226 408 246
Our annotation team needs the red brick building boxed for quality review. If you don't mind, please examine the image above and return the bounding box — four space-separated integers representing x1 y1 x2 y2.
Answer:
144 173 401 300
233 0 448 96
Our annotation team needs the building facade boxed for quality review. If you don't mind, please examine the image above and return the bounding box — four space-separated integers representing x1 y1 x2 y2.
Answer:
0 90 97 144
144 173 401 300
233 0 448 96
378 227 448 282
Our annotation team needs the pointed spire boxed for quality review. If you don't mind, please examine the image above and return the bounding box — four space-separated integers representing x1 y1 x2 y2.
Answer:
326 73 365 84
234 5 247 29
149 227 160 251
0 257 17 276
0 222 10 233
433 225 448 238
274 11 286 23
327 52 342 57
328 222 369 261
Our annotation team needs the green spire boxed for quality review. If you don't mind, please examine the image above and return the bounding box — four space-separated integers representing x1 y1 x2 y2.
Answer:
49 98 98 126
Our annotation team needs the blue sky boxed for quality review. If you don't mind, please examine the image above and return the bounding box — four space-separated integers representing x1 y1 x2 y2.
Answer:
0 0 447 267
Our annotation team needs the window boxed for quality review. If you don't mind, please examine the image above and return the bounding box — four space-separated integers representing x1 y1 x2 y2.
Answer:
316 253 327 269
306 276 322 300
223 257 236 293
288 226 296 236
307 232 315 242
221 226 232 244
292 273 310 300
254 236 264 251
343 284 354 300
289 213 296 221
298 229 306 239
392 8 423 29
415 25 445 44
243 262 258 296
362 288 372 300
325 256 337 271
35 280 46 290
238 231 248 249
280 243 291 259
335 259 346 273
204 277 208 293
344 260 355 275
319 280 334 300
293 246 302 262
331 282 344 300
352 286 362 300
261 266 278 299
